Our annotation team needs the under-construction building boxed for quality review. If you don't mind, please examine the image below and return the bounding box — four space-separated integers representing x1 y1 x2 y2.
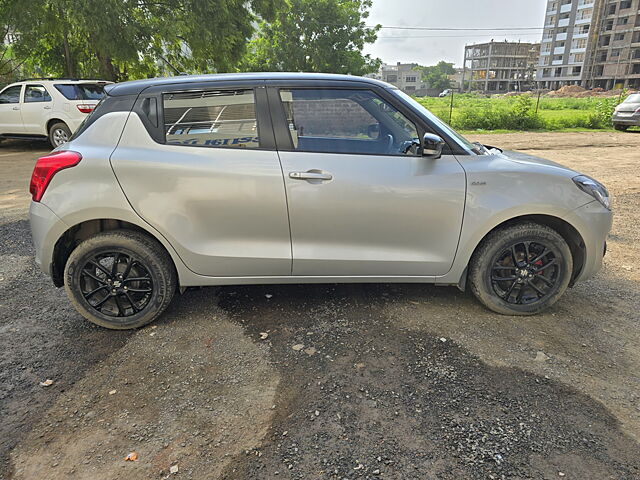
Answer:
461 41 541 93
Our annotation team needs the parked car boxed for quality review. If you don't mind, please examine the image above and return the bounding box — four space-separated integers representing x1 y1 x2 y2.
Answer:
438 89 452 97
612 93 640 131
28 73 612 329
0 78 111 147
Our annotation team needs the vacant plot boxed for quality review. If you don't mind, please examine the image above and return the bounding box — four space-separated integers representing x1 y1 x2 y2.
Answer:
417 94 631 132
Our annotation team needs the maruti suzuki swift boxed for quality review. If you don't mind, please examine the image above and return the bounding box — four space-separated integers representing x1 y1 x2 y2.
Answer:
28 73 612 329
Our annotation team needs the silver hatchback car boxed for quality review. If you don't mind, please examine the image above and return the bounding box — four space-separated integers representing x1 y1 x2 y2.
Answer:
612 93 640 131
29 73 612 329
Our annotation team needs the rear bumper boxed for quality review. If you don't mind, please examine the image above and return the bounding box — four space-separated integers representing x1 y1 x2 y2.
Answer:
29 201 68 276
563 201 612 283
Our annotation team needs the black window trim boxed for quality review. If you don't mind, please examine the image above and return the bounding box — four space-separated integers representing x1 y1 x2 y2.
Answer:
24 84 52 103
265 80 467 156
136 80 276 151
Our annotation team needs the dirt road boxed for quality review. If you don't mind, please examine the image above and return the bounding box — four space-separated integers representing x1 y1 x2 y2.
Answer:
1 132 639 479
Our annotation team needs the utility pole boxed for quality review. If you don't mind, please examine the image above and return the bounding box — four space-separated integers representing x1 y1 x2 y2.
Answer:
485 41 493 93
461 45 467 93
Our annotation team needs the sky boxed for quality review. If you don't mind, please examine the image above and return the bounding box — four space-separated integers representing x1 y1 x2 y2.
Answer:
363 0 548 68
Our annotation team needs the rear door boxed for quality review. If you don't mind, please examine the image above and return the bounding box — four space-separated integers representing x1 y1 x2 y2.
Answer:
21 84 53 134
110 81 292 277
0 85 25 134
269 83 466 277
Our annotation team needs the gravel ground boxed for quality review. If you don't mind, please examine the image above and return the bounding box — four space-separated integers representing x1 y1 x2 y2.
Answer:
1 132 639 479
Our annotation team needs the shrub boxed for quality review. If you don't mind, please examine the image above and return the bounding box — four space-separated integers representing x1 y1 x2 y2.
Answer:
450 95 543 131
587 98 617 129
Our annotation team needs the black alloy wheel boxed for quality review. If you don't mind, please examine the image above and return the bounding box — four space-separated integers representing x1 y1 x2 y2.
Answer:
490 241 560 305
468 222 573 315
65 230 176 329
79 251 154 318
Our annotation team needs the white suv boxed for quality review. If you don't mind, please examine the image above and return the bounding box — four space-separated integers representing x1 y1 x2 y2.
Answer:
0 78 111 147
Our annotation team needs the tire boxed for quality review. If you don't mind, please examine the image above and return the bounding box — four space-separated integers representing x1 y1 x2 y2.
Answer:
64 230 176 329
468 222 572 316
614 124 629 132
48 122 72 147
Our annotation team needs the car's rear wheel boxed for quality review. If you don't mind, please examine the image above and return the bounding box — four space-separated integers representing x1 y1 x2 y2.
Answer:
614 124 629 132
64 230 176 329
49 122 72 147
468 222 572 315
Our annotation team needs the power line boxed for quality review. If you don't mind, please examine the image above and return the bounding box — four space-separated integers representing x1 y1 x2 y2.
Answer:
378 33 546 39
369 26 545 31
308 23 547 31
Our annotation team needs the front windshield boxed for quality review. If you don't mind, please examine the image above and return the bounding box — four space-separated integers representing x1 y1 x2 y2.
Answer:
392 89 480 154
624 94 640 103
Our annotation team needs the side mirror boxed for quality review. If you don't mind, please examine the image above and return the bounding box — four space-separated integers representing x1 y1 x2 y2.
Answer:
367 123 380 139
422 133 446 159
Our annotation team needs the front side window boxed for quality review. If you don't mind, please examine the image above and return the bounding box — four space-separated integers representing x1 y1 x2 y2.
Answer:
163 89 260 148
25 85 52 103
279 88 419 156
0 85 22 104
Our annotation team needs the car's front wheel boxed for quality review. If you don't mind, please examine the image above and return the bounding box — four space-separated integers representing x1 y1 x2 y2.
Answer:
468 222 573 315
48 122 72 147
64 230 176 329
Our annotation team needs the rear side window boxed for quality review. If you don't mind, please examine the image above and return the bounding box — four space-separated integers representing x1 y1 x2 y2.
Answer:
163 89 260 148
54 83 106 100
25 85 52 103
0 85 22 104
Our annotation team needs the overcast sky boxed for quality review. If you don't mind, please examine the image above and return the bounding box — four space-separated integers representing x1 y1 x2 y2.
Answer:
363 0 548 67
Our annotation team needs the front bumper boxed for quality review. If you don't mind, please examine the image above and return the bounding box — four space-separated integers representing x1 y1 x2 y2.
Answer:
612 113 640 126
563 200 613 283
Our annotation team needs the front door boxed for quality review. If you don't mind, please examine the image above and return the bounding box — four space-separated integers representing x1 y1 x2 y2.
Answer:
21 84 53 134
0 85 25 134
273 87 466 277
111 83 292 277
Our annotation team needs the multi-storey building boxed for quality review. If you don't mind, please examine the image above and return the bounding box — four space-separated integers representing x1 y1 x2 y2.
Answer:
366 62 430 96
461 41 541 93
537 0 640 90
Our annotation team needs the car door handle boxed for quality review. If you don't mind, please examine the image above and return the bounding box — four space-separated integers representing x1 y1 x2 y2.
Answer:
12 106 20 110
289 171 333 181
43 106 52 110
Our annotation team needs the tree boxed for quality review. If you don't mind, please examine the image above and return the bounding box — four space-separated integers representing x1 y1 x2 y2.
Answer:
0 26 23 83
419 61 456 91
1 0 284 81
244 0 381 75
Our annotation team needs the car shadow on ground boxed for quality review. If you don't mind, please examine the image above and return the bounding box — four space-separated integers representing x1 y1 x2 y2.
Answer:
0 138 51 151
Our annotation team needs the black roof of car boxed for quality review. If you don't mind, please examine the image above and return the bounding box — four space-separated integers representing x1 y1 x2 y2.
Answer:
105 72 392 96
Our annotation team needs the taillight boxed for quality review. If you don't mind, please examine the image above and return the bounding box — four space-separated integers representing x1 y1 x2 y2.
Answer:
76 104 95 113
29 151 82 202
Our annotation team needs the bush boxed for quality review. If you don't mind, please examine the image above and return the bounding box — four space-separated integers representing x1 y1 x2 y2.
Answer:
449 94 543 131
587 98 617 129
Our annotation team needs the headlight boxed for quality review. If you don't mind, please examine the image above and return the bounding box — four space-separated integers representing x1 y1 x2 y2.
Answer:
573 175 610 210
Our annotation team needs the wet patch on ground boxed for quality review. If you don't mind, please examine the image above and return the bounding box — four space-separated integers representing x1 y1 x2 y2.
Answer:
215 284 640 479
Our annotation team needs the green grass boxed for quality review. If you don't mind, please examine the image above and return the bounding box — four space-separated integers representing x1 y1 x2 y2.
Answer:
414 94 622 132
